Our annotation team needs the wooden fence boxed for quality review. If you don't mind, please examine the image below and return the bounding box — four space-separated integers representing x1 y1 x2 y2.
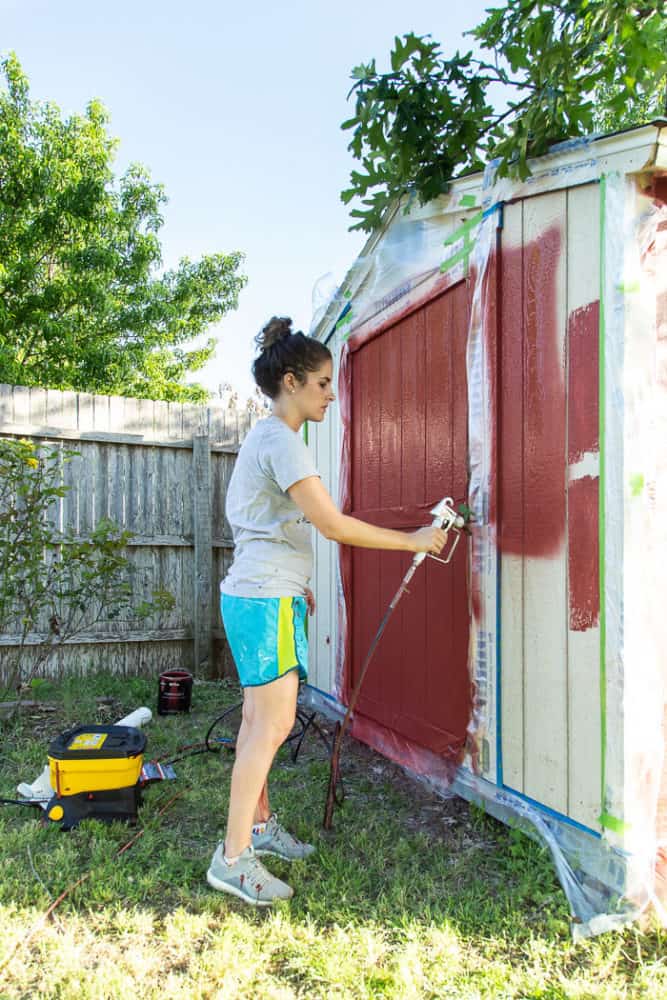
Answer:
0 383 257 683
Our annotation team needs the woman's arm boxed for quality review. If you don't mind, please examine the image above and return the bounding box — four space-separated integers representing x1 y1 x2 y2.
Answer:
288 476 446 554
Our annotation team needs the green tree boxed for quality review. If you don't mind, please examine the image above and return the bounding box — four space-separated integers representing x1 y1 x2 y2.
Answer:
593 75 667 132
0 53 246 402
341 1 667 232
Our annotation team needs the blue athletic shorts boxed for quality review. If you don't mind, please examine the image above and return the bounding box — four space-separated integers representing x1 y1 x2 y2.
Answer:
220 594 308 688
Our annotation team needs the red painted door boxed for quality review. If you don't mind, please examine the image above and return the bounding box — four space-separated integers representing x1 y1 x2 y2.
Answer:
348 280 471 758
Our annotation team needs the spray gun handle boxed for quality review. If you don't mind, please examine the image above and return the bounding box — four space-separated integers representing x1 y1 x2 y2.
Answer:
412 496 464 567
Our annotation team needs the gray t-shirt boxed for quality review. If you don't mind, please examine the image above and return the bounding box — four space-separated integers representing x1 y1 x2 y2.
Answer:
220 415 320 598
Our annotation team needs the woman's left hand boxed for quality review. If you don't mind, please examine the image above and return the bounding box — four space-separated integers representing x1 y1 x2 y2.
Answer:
304 587 316 616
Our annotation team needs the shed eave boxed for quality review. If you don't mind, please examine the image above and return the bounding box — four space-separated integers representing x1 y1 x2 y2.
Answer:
311 123 666 344
588 121 667 172
311 170 485 343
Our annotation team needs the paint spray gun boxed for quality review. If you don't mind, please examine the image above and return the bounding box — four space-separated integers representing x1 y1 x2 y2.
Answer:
400 496 469 594
414 495 468 563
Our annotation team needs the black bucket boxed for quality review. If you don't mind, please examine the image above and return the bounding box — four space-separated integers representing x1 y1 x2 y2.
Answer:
157 669 193 715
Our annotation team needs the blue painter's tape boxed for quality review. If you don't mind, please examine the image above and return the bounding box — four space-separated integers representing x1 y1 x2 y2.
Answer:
501 783 602 839
324 302 352 345
496 548 503 788
482 202 503 220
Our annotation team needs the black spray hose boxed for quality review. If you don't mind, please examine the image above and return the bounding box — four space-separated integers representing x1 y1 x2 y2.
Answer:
0 797 45 811
323 571 413 830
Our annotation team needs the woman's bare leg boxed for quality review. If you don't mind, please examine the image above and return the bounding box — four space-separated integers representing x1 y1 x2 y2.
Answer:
234 714 272 824
224 670 298 858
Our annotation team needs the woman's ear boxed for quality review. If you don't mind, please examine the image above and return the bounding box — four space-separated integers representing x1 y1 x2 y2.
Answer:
283 371 297 395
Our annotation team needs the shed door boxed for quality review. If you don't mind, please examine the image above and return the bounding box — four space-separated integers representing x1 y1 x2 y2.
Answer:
347 280 470 757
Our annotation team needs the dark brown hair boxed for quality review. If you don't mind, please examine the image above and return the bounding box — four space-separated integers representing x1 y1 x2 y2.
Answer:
252 316 332 399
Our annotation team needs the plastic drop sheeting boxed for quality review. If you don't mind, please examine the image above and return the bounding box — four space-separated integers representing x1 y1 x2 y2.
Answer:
611 169 667 928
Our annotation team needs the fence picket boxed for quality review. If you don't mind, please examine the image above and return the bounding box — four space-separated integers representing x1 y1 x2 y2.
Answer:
0 383 255 683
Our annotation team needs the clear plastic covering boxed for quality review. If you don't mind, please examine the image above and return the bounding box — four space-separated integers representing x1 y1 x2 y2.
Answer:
463 169 501 782
310 186 482 345
450 769 638 939
311 126 667 937
610 169 667 924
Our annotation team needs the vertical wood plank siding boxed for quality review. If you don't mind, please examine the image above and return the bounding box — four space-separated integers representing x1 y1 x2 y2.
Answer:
499 184 602 830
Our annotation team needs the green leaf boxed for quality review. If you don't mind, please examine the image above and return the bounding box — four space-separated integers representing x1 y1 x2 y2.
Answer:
340 0 667 232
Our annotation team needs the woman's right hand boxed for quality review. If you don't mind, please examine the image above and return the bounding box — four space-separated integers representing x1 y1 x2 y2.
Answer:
409 526 448 555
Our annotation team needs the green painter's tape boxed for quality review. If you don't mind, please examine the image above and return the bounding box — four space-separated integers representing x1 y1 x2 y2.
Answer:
443 211 484 246
629 472 645 497
440 244 472 274
459 193 477 208
440 211 483 276
599 176 608 830
599 811 631 835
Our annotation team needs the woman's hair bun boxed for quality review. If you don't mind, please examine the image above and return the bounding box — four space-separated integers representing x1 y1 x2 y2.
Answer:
255 316 293 352
252 313 332 399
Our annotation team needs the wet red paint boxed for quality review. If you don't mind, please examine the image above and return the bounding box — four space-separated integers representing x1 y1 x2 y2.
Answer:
498 226 566 557
470 580 482 623
337 211 605 769
567 476 600 631
567 302 600 463
566 298 600 632
340 280 471 760
351 712 461 784
649 174 667 204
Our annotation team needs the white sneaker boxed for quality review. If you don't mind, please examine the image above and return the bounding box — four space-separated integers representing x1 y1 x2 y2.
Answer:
206 844 293 906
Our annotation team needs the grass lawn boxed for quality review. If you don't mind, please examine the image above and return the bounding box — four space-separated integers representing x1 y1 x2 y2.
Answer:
0 672 665 999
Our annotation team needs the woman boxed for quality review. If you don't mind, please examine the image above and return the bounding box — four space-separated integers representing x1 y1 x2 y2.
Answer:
207 316 447 906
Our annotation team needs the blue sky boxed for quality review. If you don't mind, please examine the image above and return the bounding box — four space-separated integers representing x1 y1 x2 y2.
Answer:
1 0 493 400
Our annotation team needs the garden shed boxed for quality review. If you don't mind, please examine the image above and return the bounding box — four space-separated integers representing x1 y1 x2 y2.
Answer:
304 121 667 935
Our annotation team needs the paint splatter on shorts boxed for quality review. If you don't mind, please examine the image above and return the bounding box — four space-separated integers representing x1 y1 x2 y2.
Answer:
220 594 308 688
